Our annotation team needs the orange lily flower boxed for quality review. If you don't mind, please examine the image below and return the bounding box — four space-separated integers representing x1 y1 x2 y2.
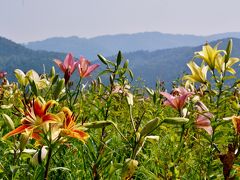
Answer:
3 98 59 139
160 87 193 111
54 53 79 83
78 57 99 78
60 107 89 142
232 116 240 135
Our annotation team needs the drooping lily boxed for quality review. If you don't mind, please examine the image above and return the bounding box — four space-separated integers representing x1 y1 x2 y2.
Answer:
194 43 226 70
54 53 79 83
183 61 208 84
195 112 213 135
195 101 213 135
3 98 59 139
59 107 89 142
160 87 193 112
78 57 99 78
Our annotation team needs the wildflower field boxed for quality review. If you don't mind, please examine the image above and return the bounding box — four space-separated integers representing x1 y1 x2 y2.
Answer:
0 39 240 179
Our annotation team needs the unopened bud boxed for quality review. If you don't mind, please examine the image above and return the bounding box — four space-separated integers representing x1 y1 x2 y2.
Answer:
121 159 138 180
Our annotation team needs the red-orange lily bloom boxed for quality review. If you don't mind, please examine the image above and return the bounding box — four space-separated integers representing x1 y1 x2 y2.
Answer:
3 98 59 139
54 53 79 83
60 107 89 142
232 116 240 135
160 87 193 111
78 57 99 78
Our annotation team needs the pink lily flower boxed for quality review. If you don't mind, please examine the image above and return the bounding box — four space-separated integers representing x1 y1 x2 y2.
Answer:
195 112 213 135
160 87 193 111
0 71 7 78
78 57 99 78
54 53 79 83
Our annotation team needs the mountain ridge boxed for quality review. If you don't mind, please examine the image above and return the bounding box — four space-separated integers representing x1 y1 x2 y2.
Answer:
1 36 239 89
25 32 240 60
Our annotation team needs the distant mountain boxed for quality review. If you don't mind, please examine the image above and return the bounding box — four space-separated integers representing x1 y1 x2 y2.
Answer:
25 32 240 60
120 38 240 88
1 36 239 89
0 37 66 81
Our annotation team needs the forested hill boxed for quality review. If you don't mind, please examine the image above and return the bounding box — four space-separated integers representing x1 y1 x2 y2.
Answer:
110 38 240 88
1 36 240 88
0 37 66 80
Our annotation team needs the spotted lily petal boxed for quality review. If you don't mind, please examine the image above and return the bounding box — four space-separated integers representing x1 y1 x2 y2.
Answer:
60 107 89 142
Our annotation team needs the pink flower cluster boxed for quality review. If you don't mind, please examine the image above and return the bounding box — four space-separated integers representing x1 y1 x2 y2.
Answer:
54 53 99 83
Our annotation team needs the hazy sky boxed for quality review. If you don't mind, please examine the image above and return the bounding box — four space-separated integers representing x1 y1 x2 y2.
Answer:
1 0 240 43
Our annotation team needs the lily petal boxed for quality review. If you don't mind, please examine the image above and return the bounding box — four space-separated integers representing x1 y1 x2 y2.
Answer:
3 124 30 139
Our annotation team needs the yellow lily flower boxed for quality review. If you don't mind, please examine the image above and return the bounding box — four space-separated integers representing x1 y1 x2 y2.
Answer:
215 54 239 74
194 43 226 70
183 61 208 84
14 69 49 89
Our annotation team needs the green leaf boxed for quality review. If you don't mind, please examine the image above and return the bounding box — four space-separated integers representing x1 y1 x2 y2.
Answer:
49 167 71 173
145 87 154 96
53 78 65 99
223 75 235 81
97 54 115 66
98 69 113 76
127 69 134 80
29 80 38 96
140 118 160 138
98 54 108 65
116 51 122 67
225 39 232 63
163 117 189 125
51 74 59 85
83 121 113 128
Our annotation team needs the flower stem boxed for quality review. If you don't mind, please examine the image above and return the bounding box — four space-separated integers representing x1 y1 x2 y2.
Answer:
72 78 82 107
44 146 52 180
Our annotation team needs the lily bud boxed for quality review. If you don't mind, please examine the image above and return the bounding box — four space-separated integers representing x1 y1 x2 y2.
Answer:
83 121 112 129
31 146 48 165
126 93 134 106
163 117 189 125
140 118 160 138
53 78 65 99
50 66 56 78
110 74 114 85
19 133 29 152
123 60 129 69
2 114 15 130
121 159 138 180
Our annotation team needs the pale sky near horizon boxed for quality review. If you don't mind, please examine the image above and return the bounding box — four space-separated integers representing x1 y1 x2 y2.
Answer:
1 0 240 43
